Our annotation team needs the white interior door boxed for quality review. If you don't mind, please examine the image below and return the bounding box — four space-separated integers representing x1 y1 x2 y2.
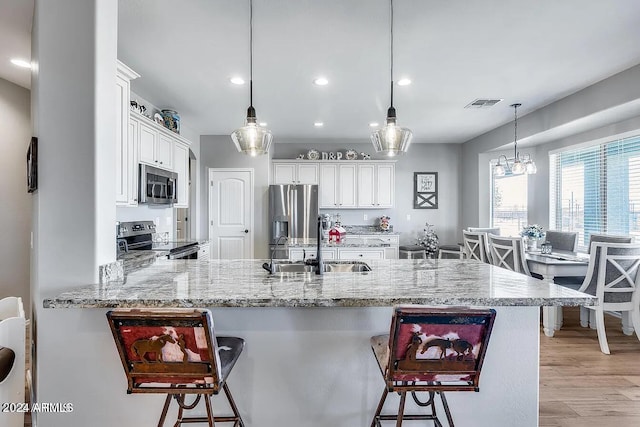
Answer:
209 169 254 259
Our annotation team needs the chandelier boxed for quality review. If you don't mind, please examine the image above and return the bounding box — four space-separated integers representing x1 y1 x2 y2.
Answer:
230 0 273 156
493 103 536 176
370 0 413 157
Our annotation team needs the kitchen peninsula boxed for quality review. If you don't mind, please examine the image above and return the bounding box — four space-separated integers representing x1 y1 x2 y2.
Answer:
43 258 595 427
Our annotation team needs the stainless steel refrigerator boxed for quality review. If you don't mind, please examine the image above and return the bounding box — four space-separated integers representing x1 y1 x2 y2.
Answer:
269 184 319 257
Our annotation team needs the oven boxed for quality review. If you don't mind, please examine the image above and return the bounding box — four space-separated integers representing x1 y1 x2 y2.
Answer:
117 221 199 259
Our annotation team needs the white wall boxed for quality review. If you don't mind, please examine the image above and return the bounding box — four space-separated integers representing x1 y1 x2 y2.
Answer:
462 64 640 233
0 77 31 309
273 141 462 245
31 1 117 425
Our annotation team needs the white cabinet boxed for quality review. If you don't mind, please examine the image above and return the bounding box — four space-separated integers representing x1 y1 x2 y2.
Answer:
198 242 210 259
357 163 394 208
289 248 336 261
337 248 385 260
272 162 319 184
173 142 189 208
139 121 173 170
138 121 157 165
126 118 139 205
116 61 139 206
319 163 357 208
272 160 395 209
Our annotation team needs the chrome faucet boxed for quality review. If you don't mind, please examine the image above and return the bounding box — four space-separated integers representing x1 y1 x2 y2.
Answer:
263 235 288 274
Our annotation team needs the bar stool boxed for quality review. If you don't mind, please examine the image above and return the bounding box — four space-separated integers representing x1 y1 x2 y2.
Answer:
399 245 427 259
370 306 496 426
438 244 463 259
107 309 245 426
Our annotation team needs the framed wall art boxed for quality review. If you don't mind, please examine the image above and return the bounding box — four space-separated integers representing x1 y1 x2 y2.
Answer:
27 137 38 193
414 172 438 209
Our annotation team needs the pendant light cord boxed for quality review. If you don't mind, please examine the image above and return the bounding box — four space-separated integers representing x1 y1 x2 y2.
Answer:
513 103 520 159
390 0 394 108
249 0 254 107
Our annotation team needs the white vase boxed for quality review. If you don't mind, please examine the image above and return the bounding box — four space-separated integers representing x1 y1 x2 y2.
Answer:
526 237 538 251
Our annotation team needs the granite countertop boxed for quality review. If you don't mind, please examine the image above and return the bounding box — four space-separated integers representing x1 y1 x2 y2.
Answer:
44 258 597 309
287 239 393 249
342 225 399 235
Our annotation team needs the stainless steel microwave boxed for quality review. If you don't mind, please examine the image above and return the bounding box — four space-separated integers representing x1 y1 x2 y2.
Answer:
139 164 177 205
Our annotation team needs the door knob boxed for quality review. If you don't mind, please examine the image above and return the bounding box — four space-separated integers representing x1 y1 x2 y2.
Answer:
243 229 249 233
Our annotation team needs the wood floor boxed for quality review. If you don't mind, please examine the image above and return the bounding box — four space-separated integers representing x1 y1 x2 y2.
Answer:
21 306 640 427
540 306 640 426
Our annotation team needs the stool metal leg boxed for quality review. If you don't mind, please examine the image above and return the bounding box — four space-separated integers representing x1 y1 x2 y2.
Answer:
439 392 454 427
371 387 388 427
204 394 215 427
396 391 407 427
158 394 173 427
222 382 244 427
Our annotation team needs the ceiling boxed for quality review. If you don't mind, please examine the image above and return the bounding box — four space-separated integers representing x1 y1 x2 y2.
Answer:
3 1 640 144
0 0 33 89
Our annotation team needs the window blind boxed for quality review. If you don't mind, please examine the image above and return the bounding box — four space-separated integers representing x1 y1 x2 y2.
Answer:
549 135 640 250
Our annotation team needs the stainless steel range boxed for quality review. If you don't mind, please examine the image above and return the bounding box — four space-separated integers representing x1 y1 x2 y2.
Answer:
117 221 199 259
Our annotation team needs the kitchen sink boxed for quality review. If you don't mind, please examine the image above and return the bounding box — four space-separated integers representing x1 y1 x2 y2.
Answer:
267 261 371 274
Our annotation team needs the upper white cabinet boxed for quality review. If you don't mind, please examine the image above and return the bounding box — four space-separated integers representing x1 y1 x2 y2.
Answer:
357 163 395 208
116 61 140 206
116 60 192 208
272 162 319 184
173 142 189 208
139 121 173 170
319 163 357 208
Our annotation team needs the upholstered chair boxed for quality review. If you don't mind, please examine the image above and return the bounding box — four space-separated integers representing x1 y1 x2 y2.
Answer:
578 242 640 354
486 234 531 276
544 230 578 252
462 231 490 263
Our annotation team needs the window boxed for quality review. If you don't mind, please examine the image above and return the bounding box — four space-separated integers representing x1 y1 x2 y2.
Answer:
550 135 640 250
491 171 528 237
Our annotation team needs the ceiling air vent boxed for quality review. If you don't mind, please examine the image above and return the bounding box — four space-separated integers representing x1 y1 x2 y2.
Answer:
465 99 503 108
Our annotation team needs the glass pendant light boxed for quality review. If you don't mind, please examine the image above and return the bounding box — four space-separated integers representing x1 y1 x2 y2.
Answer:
493 103 536 176
231 0 272 156
371 0 412 157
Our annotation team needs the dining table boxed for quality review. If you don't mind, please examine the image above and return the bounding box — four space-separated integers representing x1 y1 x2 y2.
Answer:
526 250 590 337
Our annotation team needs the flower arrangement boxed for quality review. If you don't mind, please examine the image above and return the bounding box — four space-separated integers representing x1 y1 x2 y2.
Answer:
520 224 545 239
418 222 439 258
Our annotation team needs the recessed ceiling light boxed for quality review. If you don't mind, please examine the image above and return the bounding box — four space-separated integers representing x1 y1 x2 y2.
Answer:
369 122 379 127
397 78 411 86
10 58 31 69
259 122 267 127
230 77 245 85
313 77 329 86
314 122 324 127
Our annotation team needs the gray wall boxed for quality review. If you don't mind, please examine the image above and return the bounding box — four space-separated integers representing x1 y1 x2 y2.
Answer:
273 140 462 245
462 64 640 234
199 135 271 258
0 77 31 309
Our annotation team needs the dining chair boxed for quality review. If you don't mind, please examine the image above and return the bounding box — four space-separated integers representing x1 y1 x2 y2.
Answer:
467 228 499 263
587 233 633 253
369 306 496 426
106 309 245 426
577 242 640 354
486 234 531 276
462 230 490 263
467 227 500 236
544 230 578 252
